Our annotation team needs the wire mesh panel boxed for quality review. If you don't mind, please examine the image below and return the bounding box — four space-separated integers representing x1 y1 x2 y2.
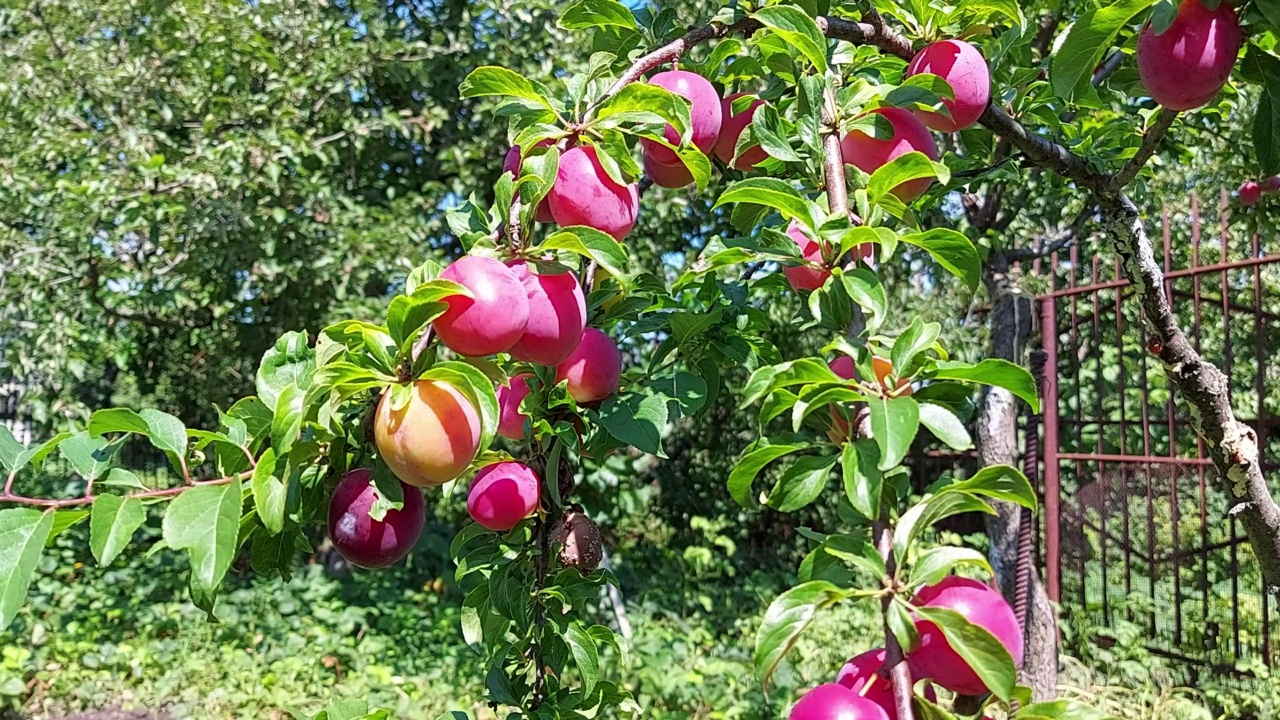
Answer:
1040 190 1279 674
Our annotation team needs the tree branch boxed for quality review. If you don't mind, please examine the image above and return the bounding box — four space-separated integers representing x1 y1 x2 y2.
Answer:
1095 192 1280 594
1111 108 1180 190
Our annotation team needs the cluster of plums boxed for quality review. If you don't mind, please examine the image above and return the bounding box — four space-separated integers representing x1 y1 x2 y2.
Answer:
328 236 625 567
790 577 1024 719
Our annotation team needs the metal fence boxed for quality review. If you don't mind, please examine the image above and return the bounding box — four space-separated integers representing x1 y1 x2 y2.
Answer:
1038 190 1279 674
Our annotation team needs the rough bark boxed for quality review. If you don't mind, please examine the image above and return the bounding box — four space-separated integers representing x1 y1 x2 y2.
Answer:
978 263 1059 700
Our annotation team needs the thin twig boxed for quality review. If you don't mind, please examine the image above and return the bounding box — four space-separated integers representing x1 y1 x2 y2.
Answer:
1111 108 1180 190
0 471 252 509
874 515 915 720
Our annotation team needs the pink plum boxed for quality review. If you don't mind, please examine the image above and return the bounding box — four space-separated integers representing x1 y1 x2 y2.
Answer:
496 373 532 440
783 221 831 292
836 649 937 720
466 461 541 532
1137 0 1241 111
546 145 640 241
507 260 587 366
1262 176 1280 193
714 93 769 169
644 150 695 189
555 327 622 405
905 40 991 132
434 255 530 357
908 576 1024 696
1241 180 1262 206
640 70 723 167
789 683 890 720
841 107 939 202
327 469 425 569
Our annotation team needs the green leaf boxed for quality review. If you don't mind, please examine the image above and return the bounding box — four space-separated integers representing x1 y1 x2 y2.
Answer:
742 358 841 406
890 317 941 373
139 408 188 462
270 384 306 458
895 492 994 558
909 546 993 589
162 478 243 595
886 598 920 653
252 448 287 535
899 229 980 292
0 509 52 629
98 468 148 492
540 227 631 281
867 396 919 470
754 581 849 689
256 331 316 412
868 152 948 203
594 82 691 139
1245 48 1280 174
599 392 668 457
46 509 89 546
931 359 1040 412
650 372 708 416
715 178 813 229
564 622 601 696
767 455 837 512
914 606 1017 701
945 465 1038 510
753 5 828 73
0 425 21 473
728 442 807 509
58 432 119 482
87 408 149 437
838 267 887 332
750 104 801 162
387 279 469 348
89 494 146 566
841 440 883 520
459 66 554 111
1049 0 1159 102
918 402 972 451
560 0 636 29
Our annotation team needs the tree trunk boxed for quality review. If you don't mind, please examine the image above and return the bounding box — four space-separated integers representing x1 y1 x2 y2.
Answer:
977 262 1058 701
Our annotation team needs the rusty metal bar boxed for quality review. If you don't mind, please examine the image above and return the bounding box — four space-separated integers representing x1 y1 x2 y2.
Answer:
1192 194 1211 646
1052 452 1214 466
1040 296 1061 604
1164 204 1183 646
1042 253 1280 300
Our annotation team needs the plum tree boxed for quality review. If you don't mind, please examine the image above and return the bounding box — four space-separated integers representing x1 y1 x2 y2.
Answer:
506 260 587 366
1240 180 1262 206
9 2 1280 719
1137 0 1241 111
434 255 530 357
840 107 939 201
467 461 541 532
908 577 1025 695
906 40 991 132
555 327 622 404
374 380 482 487
496 373 532 440
640 69 723 168
546 145 640 240
715 93 768 169
327 469 425 569
789 683 891 720
836 649 936 720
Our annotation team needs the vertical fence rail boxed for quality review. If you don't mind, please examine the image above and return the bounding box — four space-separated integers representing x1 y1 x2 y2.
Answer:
1038 190 1279 675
